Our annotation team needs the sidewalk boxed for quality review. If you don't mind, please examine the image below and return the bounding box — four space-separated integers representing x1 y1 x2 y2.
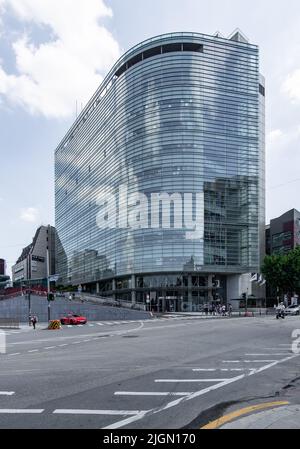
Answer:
220 404 300 429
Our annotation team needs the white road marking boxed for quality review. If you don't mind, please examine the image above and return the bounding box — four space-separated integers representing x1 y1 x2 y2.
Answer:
223 360 277 363
44 347 56 350
8 353 21 356
58 344 68 347
28 350 39 353
105 353 300 430
155 379 229 383
192 369 216 372
72 342 81 345
245 353 288 356
97 323 104 326
244 360 277 363
0 392 15 396
0 409 44 414
53 409 147 416
220 369 250 372
83 340 91 342
222 361 241 363
263 348 291 350
114 392 191 396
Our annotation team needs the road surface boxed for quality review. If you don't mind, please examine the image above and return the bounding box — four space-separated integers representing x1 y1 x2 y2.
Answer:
0 314 299 429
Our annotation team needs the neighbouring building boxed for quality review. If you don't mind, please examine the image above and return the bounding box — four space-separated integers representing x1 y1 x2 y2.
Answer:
0 258 5 276
12 225 56 286
0 258 10 289
55 30 265 312
266 208 300 255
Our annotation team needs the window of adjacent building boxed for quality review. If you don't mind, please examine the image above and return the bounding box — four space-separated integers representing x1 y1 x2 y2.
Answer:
259 84 265 96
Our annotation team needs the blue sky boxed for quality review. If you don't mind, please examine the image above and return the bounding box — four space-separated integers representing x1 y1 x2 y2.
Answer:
1 0 300 276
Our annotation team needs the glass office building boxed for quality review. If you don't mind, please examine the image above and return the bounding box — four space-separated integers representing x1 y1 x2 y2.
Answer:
55 30 265 312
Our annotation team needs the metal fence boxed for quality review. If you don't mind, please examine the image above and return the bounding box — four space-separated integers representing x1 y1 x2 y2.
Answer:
0 317 19 329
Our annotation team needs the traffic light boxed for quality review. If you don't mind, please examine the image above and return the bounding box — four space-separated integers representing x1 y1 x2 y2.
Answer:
241 293 246 300
47 293 55 302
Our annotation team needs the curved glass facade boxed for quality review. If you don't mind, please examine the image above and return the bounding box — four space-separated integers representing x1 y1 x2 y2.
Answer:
55 31 265 310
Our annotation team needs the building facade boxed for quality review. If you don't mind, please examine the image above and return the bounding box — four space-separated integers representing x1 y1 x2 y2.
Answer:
266 209 300 255
55 30 265 312
12 225 56 285
0 258 10 289
0 258 5 276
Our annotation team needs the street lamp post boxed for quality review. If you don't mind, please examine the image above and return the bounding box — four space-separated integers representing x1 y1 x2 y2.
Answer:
46 247 51 322
28 288 31 325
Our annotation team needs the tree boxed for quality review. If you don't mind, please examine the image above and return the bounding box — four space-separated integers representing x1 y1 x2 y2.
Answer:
262 246 300 296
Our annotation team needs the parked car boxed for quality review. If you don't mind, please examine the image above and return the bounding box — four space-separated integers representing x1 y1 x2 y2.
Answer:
285 305 300 316
60 313 87 325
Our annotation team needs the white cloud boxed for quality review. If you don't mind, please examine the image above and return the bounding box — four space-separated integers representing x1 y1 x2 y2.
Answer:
0 0 120 118
267 129 284 146
282 69 300 103
20 207 39 223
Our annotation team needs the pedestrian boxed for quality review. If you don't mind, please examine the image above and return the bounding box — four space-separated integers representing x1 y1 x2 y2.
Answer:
228 303 233 317
31 315 38 330
204 304 209 316
222 304 226 316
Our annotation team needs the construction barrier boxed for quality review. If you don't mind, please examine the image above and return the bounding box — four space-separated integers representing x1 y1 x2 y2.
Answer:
48 320 62 330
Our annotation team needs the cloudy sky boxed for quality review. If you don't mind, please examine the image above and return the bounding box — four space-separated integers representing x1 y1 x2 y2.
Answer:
1 0 300 275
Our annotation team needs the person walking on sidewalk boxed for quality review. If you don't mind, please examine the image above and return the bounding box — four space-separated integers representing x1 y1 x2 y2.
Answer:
31 315 38 330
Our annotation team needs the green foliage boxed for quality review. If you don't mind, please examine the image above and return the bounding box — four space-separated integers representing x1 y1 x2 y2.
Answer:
262 246 300 294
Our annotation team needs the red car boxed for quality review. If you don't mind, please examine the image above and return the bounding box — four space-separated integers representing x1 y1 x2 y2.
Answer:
60 313 87 325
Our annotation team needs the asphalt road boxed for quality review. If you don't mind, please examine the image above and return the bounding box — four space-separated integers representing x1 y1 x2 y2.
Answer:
0 315 299 429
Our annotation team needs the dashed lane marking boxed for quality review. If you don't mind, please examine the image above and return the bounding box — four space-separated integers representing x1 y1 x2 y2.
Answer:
0 392 15 396
0 409 44 414
192 368 249 372
155 379 230 383
192 369 216 372
223 360 277 364
114 392 191 397
53 409 148 416
44 347 56 350
28 350 39 353
8 353 20 356
245 353 290 356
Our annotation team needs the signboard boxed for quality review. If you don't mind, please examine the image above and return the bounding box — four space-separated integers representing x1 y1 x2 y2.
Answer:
49 275 59 282
32 255 45 263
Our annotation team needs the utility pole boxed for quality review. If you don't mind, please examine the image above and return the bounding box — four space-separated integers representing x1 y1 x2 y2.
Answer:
47 247 51 322
28 287 31 326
